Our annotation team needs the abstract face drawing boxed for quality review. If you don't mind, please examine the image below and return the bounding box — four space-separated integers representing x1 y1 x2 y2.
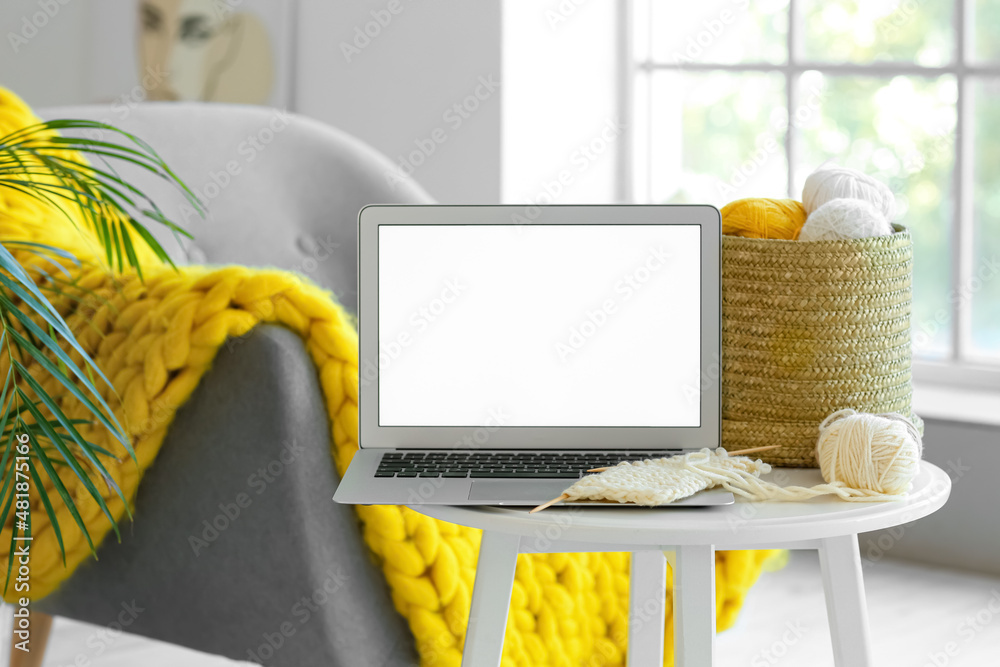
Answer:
138 0 275 103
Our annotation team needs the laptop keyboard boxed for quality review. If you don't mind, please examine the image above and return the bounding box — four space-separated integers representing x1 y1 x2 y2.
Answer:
374 450 686 479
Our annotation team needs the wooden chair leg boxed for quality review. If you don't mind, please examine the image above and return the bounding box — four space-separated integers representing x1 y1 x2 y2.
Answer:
9 610 53 667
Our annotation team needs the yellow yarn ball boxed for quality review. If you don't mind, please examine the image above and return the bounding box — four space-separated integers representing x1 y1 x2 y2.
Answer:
721 198 808 240
816 409 922 496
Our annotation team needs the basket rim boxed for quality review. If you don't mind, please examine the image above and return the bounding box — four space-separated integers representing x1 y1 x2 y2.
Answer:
722 223 910 248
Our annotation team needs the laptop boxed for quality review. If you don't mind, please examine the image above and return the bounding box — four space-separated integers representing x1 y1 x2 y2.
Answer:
334 204 732 507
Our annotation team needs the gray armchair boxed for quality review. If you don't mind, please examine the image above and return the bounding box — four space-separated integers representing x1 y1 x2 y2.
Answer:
30 103 432 666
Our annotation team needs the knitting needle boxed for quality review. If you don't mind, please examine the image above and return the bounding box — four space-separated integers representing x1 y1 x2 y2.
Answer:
529 494 569 514
529 445 784 514
726 444 783 456
585 444 783 473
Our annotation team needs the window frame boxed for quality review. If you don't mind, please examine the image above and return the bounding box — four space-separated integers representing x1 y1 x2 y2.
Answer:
620 0 1000 390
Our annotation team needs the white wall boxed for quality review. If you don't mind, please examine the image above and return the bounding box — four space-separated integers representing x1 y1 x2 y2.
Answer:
0 0 93 107
295 0 502 203
501 0 620 205
1 0 503 203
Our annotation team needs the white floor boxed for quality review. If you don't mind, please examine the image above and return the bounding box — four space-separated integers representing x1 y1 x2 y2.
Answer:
2 552 998 666
717 552 1000 667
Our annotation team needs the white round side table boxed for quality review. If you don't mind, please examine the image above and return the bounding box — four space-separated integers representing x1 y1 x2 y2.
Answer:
411 461 951 667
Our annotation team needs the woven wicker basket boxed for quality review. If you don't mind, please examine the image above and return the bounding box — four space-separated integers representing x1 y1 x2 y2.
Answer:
721 224 921 468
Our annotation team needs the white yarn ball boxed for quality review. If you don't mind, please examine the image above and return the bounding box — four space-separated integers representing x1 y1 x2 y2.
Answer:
816 410 922 495
803 165 897 221
797 198 893 241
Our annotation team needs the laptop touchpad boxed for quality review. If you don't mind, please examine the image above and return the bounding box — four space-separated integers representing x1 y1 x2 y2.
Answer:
468 480 570 503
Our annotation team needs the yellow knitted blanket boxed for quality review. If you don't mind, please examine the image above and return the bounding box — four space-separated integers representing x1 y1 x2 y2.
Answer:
0 88 777 666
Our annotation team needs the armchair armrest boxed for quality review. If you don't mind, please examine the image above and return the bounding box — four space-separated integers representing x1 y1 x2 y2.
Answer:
37 325 416 666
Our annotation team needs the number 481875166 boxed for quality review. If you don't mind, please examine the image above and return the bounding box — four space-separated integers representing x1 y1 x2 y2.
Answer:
14 433 30 532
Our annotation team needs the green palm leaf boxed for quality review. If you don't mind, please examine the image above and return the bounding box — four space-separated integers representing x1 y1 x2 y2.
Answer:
0 118 203 583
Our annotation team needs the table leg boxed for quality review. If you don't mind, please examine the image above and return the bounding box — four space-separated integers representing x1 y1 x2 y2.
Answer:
673 544 715 667
463 531 520 667
818 534 873 667
628 550 667 666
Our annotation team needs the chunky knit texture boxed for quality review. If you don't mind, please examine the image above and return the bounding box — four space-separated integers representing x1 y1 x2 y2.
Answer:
0 88 777 666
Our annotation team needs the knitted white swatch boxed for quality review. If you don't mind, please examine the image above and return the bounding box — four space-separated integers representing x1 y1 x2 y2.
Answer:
563 449 772 506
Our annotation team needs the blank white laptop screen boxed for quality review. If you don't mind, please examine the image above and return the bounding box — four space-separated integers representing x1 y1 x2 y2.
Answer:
377 224 701 427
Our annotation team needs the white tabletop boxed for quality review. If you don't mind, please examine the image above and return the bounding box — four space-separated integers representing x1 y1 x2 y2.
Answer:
412 461 951 548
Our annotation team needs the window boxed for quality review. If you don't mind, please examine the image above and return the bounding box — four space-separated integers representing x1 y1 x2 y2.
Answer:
627 0 1000 386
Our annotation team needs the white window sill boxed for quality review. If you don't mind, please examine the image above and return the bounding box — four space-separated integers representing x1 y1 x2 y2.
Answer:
912 383 1000 428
